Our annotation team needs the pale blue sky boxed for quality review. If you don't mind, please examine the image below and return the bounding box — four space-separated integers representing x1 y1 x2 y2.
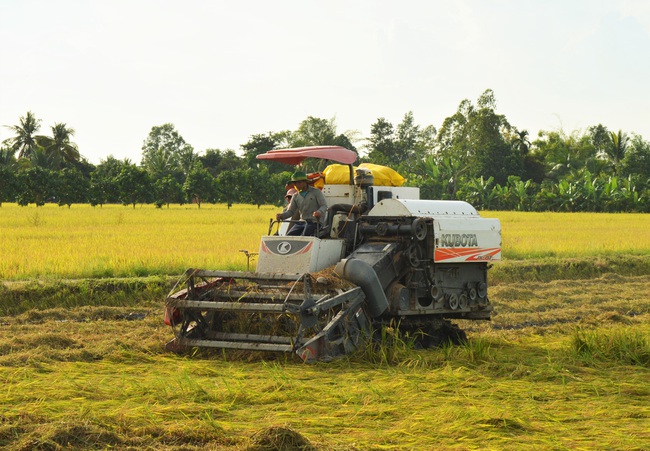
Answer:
1 0 649 163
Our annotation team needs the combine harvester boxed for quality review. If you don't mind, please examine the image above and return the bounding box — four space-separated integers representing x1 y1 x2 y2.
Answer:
164 146 501 361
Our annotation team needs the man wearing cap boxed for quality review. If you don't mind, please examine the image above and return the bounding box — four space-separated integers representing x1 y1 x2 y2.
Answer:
276 171 328 236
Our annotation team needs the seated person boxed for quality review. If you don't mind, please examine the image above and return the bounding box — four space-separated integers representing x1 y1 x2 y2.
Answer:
283 188 298 212
276 188 299 235
276 171 327 236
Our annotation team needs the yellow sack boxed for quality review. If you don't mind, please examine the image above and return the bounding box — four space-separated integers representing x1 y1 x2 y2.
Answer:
323 164 356 185
358 163 405 186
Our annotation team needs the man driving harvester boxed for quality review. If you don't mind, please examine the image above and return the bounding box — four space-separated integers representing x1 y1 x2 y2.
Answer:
276 171 328 236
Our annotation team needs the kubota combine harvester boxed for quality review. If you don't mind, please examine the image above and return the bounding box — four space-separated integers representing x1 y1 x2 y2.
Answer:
164 146 501 361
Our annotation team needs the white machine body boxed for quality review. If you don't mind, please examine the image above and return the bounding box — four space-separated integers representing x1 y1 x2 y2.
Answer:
368 198 502 263
257 236 346 273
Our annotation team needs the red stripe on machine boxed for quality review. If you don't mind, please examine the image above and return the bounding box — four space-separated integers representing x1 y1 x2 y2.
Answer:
435 247 501 261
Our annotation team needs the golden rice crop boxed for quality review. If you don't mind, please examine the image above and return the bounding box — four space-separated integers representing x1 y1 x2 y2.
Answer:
482 211 650 259
1 204 648 279
1 203 274 279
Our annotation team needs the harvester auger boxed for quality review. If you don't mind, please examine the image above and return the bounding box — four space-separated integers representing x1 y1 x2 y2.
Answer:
164 146 501 362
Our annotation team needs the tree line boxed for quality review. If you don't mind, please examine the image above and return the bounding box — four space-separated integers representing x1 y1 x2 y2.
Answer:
1 89 649 212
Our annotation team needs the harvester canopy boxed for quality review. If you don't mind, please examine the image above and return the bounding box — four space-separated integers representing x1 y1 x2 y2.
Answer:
256 145 357 165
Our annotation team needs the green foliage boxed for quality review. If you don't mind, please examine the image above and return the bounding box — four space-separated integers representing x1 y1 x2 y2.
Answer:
88 156 128 206
140 123 196 178
270 171 293 206
0 164 18 206
199 148 246 177
414 155 468 199
115 164 152 208
456 175 496 209
35 122 81 170
15 166 55 206
430 167 647 212
215 169 246 207
2 111 42 160
606 130 630 174
240 132 290 170
365 112 436 175
241 166 275 208
534 129 599 181
531 171 645 212
183 164 215 208
365 117 394 166
288 116 357 153
620 134 650 191
55 167 89 207
287 116 358 173
154 174 184 208
3 117 82 171
0 143 18 168
436 89 522 185
2 105 648 212
521 152 547 183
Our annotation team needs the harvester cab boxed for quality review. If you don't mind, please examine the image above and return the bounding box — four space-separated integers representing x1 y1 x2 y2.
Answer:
165 146 501 361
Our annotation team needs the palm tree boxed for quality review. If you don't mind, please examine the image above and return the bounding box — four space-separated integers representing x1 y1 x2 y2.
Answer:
36 122 80 169
141 147 177 178
512 129 531 155
605 130 629 175
3 111 42 160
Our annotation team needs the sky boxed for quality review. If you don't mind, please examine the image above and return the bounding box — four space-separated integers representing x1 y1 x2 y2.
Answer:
1 0 649 164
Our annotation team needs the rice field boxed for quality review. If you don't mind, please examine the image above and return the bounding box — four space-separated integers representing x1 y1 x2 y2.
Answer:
1 203 649 450
1 275 649 450
481 210 650 259
0 203 273 279
1 203 648 280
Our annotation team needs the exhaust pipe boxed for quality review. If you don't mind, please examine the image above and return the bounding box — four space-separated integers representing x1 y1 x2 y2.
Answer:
334 258 388 318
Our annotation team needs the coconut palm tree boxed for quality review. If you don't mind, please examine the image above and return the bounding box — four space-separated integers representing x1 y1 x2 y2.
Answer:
141 147 177 178
36 122 80 169
3 111 42 160
512 129 531 155
605 130 629 175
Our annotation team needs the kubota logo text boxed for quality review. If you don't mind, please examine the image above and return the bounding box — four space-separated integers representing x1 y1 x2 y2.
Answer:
440 233 478 247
